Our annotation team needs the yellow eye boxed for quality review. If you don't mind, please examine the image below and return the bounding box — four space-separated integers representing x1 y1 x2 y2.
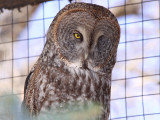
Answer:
74 33 81 39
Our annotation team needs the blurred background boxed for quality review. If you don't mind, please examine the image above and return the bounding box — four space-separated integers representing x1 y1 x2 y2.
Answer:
0 0 160 120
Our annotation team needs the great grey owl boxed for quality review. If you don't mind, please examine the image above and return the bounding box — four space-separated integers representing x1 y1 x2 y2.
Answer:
23 2 120 120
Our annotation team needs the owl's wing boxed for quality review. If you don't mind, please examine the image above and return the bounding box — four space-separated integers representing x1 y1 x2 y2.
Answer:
21 71 34 120
22 59 40 117
24 71 33 98
23 59 40 99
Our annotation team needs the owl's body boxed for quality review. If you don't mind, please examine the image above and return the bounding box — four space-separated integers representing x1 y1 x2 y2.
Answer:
23 2 120 120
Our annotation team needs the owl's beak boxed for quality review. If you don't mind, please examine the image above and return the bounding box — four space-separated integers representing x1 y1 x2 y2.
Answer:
80 51 89 69
84 53 88 60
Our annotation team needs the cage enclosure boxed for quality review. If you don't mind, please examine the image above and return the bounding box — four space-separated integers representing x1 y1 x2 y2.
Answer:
0 0 160 120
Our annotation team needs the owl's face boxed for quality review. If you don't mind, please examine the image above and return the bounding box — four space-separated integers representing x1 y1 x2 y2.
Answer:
51 3 120 72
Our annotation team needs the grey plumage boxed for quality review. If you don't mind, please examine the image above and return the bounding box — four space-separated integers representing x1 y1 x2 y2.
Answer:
23 2 120 120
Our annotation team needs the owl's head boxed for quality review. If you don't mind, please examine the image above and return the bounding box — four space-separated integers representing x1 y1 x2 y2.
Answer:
47 2 120 73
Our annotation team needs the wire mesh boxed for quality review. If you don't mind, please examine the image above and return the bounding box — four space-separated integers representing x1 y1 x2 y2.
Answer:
0 0 160 120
